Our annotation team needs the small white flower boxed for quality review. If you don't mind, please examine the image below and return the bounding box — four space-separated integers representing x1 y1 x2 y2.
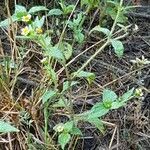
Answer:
21 26 30 36
36 27 43 34
133 24 139 32
131 55 150 66
135 88 143 97
22 14 31 22
54 123 64 132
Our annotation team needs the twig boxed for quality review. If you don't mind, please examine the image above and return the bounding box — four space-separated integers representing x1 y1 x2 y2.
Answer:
127 12 150 19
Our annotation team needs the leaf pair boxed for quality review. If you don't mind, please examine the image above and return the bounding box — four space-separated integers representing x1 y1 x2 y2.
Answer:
90 25 124 57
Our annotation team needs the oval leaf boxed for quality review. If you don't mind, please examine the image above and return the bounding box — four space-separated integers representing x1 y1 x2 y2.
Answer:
48 9 63 16
73 70 95 84
58 133 71 150
111 39 124 57
28 6 48 14
90 25 110 36
41 90 56 104
103 89 118 103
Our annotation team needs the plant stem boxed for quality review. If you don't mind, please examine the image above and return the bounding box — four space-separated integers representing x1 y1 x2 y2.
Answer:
72 40 110 78
58 0 80 44
109 0 124 36
72 0 124 78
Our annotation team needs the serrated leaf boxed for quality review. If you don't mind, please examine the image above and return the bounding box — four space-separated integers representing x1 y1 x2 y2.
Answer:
28 6 48 14
103 89 118 103
90 25 110 36
58 133 71 150
41 90 56 104
33 16 45 28
0 15 18 28
58 42 73 60
47 46 65 61
0 121 19 133
111 39 124 57
78 102 109 120
15 5 27 14
48 9 63 16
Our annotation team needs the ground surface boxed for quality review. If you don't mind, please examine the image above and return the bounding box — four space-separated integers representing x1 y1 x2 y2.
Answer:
0 0 150 150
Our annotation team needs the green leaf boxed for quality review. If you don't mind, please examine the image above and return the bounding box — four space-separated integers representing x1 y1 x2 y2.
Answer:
106 5 127 23
58 42 73 60
78 102 109 120
58 133 71 150
28 6 48 14
14 5 27 19
48 9 63 16
70 127 82 135
87 118 105 134
47 46 65 62
74 29 84 43
89 102 109 118
53 98 69 108
111 88 134 109
103 89 118 103
44 36 52 47
0 15 18 28
62 81 78 92
64 121 74 132
74 70 95 84
0 121 19 133
41 90 56 104
73 13 83 25
81 0 99 8
16 36 32 39
15 5 27 14
111 39 124 57
64 5 74 15
90 25 110 36
121 88 134 102
111 101 125 109
33 16 45 28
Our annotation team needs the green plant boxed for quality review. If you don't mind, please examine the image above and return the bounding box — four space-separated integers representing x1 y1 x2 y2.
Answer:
0 1 140 150
68 12 85 43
